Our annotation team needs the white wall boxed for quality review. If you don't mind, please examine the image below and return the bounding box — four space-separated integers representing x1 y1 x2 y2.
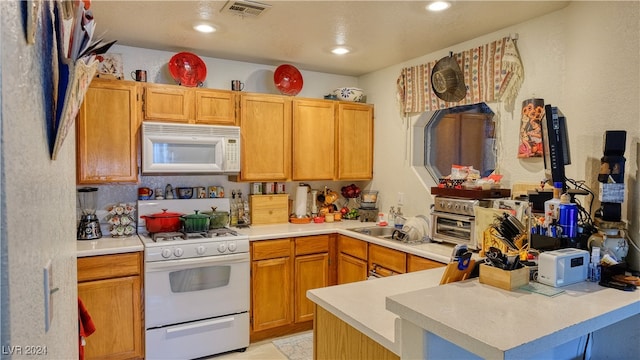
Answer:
359 1 640 269
1 1 78 356
111 44 358 98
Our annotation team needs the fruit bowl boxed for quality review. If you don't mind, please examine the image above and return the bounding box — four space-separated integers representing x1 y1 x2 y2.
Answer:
333 87 365 102
341 183 361 198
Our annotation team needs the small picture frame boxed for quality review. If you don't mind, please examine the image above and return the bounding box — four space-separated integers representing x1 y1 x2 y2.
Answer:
95 53 123 80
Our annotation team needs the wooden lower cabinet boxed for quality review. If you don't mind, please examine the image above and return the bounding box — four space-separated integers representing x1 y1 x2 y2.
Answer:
407 253 446 272
251 239 294 335
314 305 399 360
294 235 332 323
337 235 368 284
368 243 406 276
77 252 143 360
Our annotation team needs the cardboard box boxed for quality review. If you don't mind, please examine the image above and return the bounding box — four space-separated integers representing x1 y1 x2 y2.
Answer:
479 264 529 291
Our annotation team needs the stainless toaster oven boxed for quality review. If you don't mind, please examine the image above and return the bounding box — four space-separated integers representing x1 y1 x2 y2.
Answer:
430 196 491 250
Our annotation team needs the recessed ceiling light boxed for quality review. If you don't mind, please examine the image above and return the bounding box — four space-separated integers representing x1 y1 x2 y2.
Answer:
426 1 451 12
193 23 216 33
331 46 351 55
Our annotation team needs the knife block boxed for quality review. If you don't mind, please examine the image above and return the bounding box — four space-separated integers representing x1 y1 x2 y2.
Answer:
479 263 529 291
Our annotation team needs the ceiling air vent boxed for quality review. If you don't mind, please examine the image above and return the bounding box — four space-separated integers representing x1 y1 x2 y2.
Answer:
221 0 272 17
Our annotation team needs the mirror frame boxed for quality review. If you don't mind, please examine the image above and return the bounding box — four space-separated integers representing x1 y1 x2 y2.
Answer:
410 102 498 188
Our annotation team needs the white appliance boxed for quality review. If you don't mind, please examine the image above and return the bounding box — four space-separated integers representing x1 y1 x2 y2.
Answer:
538 248 589 287
141 121 241 174
138 199 249 359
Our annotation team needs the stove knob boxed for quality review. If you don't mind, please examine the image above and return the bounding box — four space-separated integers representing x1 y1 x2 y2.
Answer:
196 245 206 255
174 248 184 257
161 248 172 258
228 242 237 252
218 243 227 253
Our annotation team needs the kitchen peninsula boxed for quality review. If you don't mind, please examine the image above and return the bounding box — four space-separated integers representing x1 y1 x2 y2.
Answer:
308 267 640 359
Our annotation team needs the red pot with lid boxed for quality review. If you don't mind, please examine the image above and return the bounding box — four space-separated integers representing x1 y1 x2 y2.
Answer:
141 209 184 233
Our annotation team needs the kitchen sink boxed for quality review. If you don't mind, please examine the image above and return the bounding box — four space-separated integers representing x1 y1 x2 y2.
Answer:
346 226 397 238
346 226 430 245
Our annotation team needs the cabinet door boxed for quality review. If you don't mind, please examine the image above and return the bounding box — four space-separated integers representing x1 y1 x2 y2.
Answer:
78 276 143 360
292 99 336 180
251 256 293 331
143 84 192 122
337 253 368 284
337 102 374 180
77 79 139 184
368 243 406 275
407 254 446 272
239 94 292 181
195 89 237 125
295 253 329 323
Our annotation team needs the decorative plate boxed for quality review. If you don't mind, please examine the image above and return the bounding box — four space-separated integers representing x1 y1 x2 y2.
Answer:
274 64 303 96
168 52 207 87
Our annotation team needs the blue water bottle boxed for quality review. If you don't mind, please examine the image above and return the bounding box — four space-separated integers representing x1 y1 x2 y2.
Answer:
558 197 578 238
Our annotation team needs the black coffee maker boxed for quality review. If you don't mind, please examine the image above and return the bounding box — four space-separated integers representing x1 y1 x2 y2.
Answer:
77 187 102 240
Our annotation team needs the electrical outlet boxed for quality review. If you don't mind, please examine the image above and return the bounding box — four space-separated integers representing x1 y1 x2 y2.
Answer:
397 192 405 206
44 259 53 332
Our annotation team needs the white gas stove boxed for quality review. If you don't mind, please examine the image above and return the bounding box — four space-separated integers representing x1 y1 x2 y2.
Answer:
137 198 249 262
137 198 250 359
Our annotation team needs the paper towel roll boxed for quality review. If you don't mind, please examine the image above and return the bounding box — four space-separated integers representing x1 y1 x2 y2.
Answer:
295 186 308 218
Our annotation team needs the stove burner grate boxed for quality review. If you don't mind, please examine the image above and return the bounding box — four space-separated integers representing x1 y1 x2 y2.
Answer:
151 232 186 242
209 228 238 237
149 228 239 242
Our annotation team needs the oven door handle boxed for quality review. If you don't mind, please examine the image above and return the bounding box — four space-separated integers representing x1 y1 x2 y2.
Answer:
165 316 236 337
432 212 475 222
146 252 249 272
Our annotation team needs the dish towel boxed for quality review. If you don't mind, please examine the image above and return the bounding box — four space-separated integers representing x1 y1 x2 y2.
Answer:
78 297 96 360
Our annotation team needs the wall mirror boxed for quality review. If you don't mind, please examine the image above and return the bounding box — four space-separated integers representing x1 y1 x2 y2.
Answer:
411 102 497 186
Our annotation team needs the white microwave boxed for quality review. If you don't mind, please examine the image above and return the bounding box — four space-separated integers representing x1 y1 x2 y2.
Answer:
141 122 241 174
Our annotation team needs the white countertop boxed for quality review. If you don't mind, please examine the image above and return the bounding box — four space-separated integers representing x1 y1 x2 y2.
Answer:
76 235 144 257
386 278 640 359
236 221 458 264
307 268 446 355
75 221 458 264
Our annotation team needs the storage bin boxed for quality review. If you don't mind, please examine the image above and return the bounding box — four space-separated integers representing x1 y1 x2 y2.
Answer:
250 194 289 225
479 263 529 291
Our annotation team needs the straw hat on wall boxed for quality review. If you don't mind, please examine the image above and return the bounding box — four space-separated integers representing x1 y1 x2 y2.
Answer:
431 54 467 102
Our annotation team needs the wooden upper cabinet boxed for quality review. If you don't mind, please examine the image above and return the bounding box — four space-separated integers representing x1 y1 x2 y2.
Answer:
337 102 374 180
194 89 237 125
143 83 237 125
292 99 336 180
76 78 140 184
143 83 192 122
238 93 292 181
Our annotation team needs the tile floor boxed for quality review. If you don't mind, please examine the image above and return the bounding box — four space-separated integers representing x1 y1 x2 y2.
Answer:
206 331 312 360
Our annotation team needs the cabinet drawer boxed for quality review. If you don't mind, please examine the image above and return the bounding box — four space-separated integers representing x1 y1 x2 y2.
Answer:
77 252 142 282
338 235 367 260
407 254 445 272
369 244 406 274
252 239 293 260
250 194 289 225
295 235 330 256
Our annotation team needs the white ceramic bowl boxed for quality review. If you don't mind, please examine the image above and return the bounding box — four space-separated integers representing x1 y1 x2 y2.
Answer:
333 87 365 102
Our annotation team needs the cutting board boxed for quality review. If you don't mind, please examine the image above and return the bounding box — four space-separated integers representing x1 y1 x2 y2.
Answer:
439 259 476 285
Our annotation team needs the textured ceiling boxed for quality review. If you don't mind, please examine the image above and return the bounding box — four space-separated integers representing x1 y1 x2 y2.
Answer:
90 1 570 76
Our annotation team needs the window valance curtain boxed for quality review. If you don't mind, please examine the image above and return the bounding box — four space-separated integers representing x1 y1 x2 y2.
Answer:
396 36 523 115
